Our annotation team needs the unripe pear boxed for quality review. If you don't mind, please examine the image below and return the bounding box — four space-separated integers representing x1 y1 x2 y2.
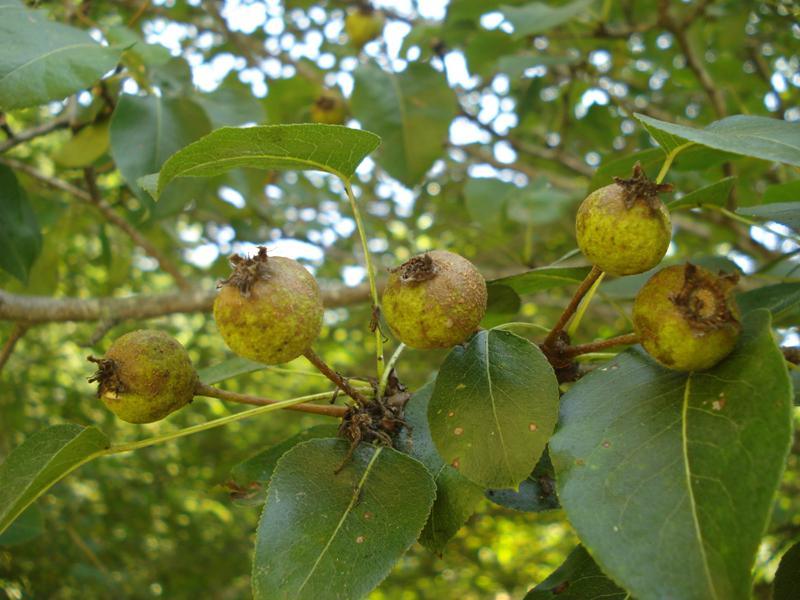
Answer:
213 247 323 365
382 250 487 349
88 330 196 424
576 163 672 276
345 7 384 49
633 263 741 372
310 92 347 125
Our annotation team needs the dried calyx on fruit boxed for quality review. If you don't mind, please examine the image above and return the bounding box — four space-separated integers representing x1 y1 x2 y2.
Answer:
310 91 347 125
345 5 384 49
382 250 487 349
88 330 196 424
576 163 673 276
213 247 323 365
632 263 741 372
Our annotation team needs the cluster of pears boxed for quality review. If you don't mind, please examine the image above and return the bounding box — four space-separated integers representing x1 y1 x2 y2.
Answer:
576 163 741 371
91 246 487 424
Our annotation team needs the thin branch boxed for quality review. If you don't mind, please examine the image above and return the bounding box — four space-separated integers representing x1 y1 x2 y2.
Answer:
0 117 71 154
542 266 603 349
1 157 190 289
194 381 349 418
564 333 639 357
303 348 369 405
0 283 373 324
0 322 30 374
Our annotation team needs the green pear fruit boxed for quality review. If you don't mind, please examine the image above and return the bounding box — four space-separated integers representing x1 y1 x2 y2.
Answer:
382 250 487 349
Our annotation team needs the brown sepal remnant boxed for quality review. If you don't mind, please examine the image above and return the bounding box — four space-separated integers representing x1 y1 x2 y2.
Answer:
315 95 337 111
613 162 674 210
87 355 125 398
390 253 438 284
218 246 271 297
671 263 740 332
335 369 410 473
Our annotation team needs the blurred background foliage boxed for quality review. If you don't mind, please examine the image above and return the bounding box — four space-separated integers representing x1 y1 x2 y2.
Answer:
0 0 798 598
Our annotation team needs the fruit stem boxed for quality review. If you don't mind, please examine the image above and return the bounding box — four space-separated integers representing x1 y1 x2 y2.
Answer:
542 265 603 350
194 381 350 418
563 333 640 358
343 179 385 381
655 142 694 184
377 343 405 399
106 390 350 456
303 348 370 405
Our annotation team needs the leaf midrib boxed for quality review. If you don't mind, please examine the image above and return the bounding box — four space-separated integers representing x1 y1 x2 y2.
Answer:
0 42 102 85
681 375 718 600
483 333 514 483
294 446 383 596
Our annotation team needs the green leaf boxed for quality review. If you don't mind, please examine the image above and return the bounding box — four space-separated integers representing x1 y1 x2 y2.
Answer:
483 284 522 329
110 94 212 200
502 0 594 37
668 177 736 209
197 356 266 385
524 545 628 599
764 180 800 204
489 266 592 295
0 1 122 110
194 74 266 128
737 283 800 323
635 113 800 167
0 425 109 535
550 310 793 600
0 504 43 546
428 329 560 488
351 62 456 187
263 75 319 124
398 384 484 555
774 541 800 600
53 120 111 168
228 425 340 506
737 202 799 230
464 178 515 227
0 165 42 283
142 124 381 200
485 448 559 512
497 53 579 78
252 439 436 600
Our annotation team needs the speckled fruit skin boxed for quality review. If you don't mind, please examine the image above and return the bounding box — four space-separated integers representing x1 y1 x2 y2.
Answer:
382 250 487 349
345 9 383 49
576 183 671 276
213 256 323 365
100 330 196 424
633 264 741 372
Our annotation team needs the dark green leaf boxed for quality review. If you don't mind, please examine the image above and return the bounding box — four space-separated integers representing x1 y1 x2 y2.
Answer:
503 0 594 37
524 545 628 599
485 449 559 512
0 0 122 109
252 439 435 600
550 310 793 600
351 62 456 187
497 53 580 78
490 266 592 295
0 504 43 546
668 177 736 209
737 283 800 322
0 425 109 535
398 385 484 554
141 124 381 200
228 426 339 506
110 94 212 200
428 329 559 488
737 202 799 230
197 357 266 385
483 284 521 329
464 178 515 227
0 165 42 283
636 113 800 166
775 541 800 600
